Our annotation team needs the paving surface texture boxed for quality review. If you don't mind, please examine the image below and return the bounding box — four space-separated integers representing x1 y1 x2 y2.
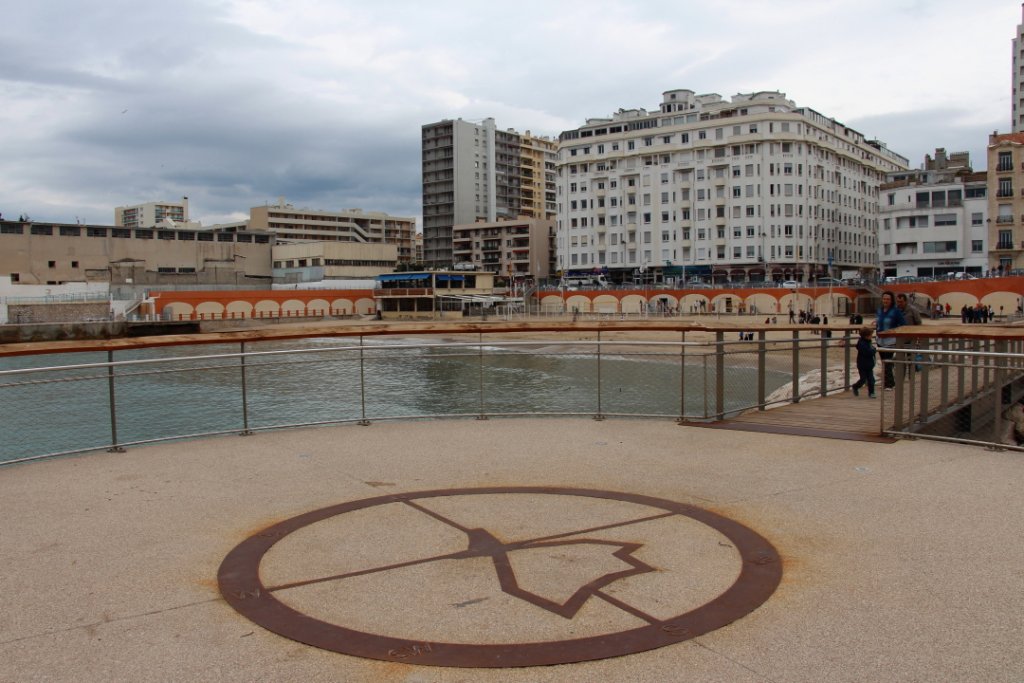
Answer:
1 418 1023 682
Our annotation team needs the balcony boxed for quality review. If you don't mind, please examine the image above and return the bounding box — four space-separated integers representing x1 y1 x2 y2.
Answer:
996 216 1015 224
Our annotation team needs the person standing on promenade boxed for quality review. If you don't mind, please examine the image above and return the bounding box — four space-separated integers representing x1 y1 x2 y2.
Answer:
851 327 877 398
875 291 906 390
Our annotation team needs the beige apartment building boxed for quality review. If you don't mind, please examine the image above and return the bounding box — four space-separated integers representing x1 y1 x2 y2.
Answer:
249 199 416 263
0 219 273 286
988 132 1024 272
114 198 192 229
452 218 555 281
519 132 558 220
272 241 398 283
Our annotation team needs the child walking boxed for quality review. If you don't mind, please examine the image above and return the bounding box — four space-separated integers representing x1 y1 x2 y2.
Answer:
852 327 877 398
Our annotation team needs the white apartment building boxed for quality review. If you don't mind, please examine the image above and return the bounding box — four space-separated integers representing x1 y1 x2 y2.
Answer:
421 118 557 268
114 198 192 229
556 89 909 284
879 153 988 278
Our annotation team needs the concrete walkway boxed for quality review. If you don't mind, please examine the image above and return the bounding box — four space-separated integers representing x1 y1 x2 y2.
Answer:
1 419 1022 682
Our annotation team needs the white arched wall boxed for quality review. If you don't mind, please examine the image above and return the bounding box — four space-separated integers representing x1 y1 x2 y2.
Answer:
163 302 194 320
226 301 253 319
195 301 225 319
355 297 375 315
331 298 355 315
680 294 710 313
254 300 280 318
281 299 306 316
592 294 619 313
811 293 850 317
539 294 565 312
565 295 592 313
744 293 779 316
619 294 645 314
306 298 330 316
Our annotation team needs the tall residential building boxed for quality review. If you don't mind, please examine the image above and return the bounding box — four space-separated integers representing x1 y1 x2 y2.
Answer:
115 198 191 228
879 151 988 279
556 89 909 284
988 132 1024 271
421 118 556 268
248 198 416 263
519 132 558 220
1014 5 1024 132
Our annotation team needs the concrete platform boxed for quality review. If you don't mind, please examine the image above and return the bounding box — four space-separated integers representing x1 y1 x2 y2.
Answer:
1 418 1022 682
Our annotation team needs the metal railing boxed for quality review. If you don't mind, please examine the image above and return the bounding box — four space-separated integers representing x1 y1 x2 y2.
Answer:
0 331 856 465
882 339 1024 451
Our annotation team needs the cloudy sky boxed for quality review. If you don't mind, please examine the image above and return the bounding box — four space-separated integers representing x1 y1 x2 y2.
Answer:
0 0 1018 227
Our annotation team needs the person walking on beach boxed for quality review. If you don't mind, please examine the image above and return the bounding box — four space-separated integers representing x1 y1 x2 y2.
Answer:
875 290 905 390
851 327 877 398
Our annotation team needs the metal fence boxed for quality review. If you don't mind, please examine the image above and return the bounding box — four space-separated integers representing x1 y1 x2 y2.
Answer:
0 331 855 465
882 339 1024 451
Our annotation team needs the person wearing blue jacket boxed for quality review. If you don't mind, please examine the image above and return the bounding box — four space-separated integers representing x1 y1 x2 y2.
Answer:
875 290 906 390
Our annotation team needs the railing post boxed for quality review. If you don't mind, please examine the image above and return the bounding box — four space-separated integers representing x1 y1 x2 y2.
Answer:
971 339 980 395
239 341 252 435
757 330 767 410
106 350 125 453
917 351 929 425
702 355 709 419
791 330 800 404
819 334 828 398
677 331 687 425
892 355 905 432
992 340 1008 447
594 330 605 420
843 331 851 390
939 337 949 412
357 336 370 426
956 339 966 404
477 332 488 420
715 331 725 419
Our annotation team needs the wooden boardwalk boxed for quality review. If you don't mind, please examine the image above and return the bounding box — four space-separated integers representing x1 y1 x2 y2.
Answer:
702 389 896 443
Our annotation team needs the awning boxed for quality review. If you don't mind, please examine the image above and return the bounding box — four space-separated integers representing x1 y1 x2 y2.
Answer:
436 274 465 281
377 273 429 282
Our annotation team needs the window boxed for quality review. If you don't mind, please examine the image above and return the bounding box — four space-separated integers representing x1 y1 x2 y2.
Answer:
934 214 957 226
60 226 81 236
971 212 983 226
972 239 984 252
48 260 56 268
31 225 53 236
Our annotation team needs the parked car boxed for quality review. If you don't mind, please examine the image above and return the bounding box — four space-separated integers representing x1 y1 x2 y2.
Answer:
814 277 842 287
781 280 800 288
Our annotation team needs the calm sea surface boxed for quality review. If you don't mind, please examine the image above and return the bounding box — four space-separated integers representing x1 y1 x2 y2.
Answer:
0 338 789 462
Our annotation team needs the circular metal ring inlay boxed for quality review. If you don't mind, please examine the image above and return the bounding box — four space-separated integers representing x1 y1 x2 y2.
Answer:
218 487 781 668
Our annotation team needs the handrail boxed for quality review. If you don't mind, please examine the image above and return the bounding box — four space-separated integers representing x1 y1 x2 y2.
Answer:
0 331 856 464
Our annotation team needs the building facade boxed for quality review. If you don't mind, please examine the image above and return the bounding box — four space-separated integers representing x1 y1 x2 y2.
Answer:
0 219 273 287
271 241 398 283
452 217 555 281
1014 5 1024 132
114 198 191 229
248 199 415 263
421 118 557 268
556 89 909 284
987 132 1024 272
879 151 988 279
